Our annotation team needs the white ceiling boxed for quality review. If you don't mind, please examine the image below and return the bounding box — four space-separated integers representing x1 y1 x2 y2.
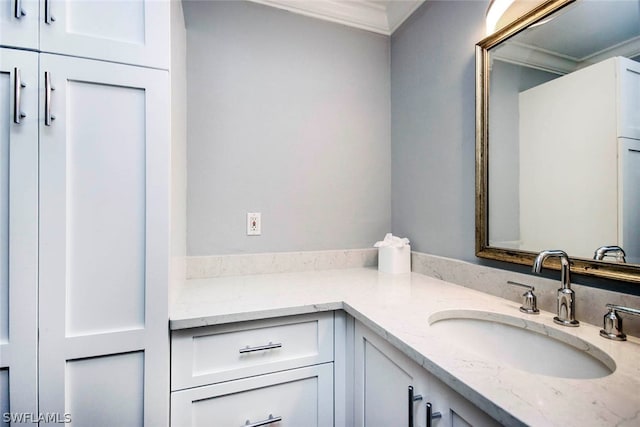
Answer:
493 0 640 74
247 0 425 35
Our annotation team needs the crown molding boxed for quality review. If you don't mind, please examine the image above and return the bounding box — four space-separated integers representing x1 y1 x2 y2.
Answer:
247 0 424 35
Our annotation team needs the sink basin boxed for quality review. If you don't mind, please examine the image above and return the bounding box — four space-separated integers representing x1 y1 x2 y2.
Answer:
428 310 615 379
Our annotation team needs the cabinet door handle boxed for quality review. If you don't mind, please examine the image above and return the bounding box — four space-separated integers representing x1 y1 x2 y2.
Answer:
44 71 56 126
14 0 26 18
13 68 27 124
426 402 442 427
244 414 282 427
44 0 55 23
239 342 282 354
408 386 415 427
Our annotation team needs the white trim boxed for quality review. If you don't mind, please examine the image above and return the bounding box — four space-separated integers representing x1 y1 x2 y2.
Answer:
247 0 424 35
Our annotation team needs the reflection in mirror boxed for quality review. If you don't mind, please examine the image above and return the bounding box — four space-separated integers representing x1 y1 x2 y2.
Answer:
482 0 640 270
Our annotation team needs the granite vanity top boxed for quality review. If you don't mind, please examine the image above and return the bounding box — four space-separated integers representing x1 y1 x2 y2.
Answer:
170 267 640 426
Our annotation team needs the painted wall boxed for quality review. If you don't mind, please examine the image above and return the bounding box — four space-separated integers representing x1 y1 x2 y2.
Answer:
488 60 557 246
390 0 640 294
390 0 486 262
184 1 391 256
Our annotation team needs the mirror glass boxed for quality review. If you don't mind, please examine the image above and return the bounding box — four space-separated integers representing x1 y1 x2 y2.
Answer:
481 0 640 275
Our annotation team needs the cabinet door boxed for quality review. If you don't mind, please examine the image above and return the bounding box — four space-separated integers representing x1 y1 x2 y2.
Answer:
39 0 169 69
171 364 334 427
0 48 38 421
354 322 421 427
354 321 500 427
0 0 39 49
38 54 169 427
420 371 501 427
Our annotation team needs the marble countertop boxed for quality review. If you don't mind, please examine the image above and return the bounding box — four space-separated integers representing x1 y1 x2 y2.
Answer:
170 267 640 426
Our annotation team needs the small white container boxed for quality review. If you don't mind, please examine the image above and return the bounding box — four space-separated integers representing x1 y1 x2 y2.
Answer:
378 245 411 274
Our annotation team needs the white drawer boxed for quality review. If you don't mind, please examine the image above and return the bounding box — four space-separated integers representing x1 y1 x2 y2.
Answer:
171 312 334 391
171 363 333 427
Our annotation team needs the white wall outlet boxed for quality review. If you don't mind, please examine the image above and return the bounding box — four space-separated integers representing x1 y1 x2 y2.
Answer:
247 212 261 236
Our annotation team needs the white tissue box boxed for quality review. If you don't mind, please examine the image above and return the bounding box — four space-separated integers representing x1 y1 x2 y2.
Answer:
378 245 411 274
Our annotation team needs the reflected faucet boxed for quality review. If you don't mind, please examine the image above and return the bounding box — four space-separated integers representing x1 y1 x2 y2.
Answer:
593 245 626 263
532 250 579 327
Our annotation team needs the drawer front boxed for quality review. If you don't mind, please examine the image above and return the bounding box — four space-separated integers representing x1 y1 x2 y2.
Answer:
171 312 334 390
170 363 334 427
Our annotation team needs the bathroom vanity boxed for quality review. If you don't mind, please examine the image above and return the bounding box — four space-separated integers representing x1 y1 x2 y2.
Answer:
170 268 640 426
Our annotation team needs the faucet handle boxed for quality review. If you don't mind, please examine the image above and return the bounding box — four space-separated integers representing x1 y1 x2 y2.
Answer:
507 281 540 314
600 304 640 341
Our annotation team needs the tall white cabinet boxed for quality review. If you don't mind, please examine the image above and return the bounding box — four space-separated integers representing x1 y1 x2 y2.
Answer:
0 48 39 420
1 1 171 425
519 56 640 261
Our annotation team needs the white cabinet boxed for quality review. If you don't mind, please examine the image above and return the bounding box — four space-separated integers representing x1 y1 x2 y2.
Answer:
171 313 336 427
0 0 169 68
353 321 500 427
38 54 169 426
0 0 39 49
0 48 170 426
171 365 334 427
0 48 39 420
519 56 640 261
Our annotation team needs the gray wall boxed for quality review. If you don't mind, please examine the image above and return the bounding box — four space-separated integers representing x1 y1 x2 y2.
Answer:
185 1 391 255
488 61 557 245
390 0 639 294
390 0 486 262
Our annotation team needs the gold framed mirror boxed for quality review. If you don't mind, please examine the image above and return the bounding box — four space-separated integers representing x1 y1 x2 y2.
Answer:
476 0 640 283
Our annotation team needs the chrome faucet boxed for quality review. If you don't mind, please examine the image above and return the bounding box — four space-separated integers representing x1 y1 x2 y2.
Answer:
532 250 579 327
593 245 626 263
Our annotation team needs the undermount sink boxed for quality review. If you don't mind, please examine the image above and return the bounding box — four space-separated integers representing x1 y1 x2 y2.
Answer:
428 310 615 379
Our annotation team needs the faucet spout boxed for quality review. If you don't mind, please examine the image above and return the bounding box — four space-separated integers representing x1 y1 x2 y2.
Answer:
532 249 579 327
532 249 571 289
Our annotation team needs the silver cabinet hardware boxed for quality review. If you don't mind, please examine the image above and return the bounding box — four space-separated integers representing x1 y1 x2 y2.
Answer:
44 72 56 126
408 386 414 427
13 68 27 124
14 0 26 18
594 245 626 263
243 414 282 427
238 342 282 354
426 402 442 427
408 386 423 427
44 0 55 23
507 281 539 314
600 304 640 341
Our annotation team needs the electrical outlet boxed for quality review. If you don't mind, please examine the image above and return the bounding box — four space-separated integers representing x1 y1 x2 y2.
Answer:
247 212 261 236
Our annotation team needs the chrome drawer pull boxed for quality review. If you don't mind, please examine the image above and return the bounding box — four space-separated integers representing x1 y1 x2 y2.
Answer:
13 68 27 124
426 402 442 427
244 414 282 427
44 0 55 23
44 71 56 126
239 342 282 354
14 0 26 18
408 386 422 427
